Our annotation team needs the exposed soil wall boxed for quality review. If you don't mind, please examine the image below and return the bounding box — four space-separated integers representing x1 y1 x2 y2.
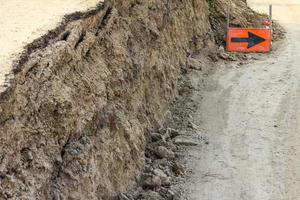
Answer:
209 0 284 44
0 0 212 199
0 0 283 199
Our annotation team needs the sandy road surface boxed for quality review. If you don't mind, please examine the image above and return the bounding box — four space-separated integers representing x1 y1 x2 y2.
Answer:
0 0 101 93
183 0 300 199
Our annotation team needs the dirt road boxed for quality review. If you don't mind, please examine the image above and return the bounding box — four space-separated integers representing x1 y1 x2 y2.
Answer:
0 0 100 93
183 0 300 199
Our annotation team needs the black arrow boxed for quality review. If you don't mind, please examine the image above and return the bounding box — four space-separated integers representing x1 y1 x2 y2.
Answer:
231 32 266 48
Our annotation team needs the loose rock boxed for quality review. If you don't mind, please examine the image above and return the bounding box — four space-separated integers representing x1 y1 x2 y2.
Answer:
153 169 171 186
150 132 163 142
166 128 180 138
188 120 199 130
159 188 175 200
172 161 185 177
139 191 163 200
142 174 162 189
155 146 175 159
173 136 198 146
152 159 168 169
118 193 133 200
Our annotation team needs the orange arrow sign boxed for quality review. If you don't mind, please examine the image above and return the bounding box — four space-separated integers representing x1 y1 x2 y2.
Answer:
227 28 271 53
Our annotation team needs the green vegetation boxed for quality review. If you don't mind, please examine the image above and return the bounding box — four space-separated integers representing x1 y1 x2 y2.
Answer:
206 0 217 26
206 0 217 23
207 0 216 13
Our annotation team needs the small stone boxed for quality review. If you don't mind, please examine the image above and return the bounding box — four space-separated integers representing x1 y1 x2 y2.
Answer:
209 54 219 62
219 52 230 60
159 188 175 200
144 165 153 174
166 142 177 152
145 157 152 164
188 121 199 130
118 193 132 200
21 148 34 162
187 57 202 71
173 136 198 146
153 168 166 177
155 146 175 159
173 191 181 200
142 174 162 189
132 187 144 197
140 191 163 200
162 177 171 186
153 168 171 186
164 110 173 123
150 132 163 142
162 132 171 141
152 159 168 168
166 128 180 138
172 161 185 176
218 45 225 52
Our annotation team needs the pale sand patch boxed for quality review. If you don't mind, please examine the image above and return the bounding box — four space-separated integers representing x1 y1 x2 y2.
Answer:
0 0 102 93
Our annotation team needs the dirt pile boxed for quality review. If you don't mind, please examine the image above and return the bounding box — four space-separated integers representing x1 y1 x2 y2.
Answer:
209 0 284 44
0 0 283 199
0 0 212 199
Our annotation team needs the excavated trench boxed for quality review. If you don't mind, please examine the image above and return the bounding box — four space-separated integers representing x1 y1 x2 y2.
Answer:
0 0 280 199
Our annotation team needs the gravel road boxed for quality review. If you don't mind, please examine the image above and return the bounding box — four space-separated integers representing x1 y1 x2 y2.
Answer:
183 0 300 199
0 0 100 93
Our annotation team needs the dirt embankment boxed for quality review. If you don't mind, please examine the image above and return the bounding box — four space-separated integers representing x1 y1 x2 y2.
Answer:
0 0 211 199
0 0 283 199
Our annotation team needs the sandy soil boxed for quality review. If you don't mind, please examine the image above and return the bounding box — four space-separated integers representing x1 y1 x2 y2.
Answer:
182 0 300 199
0 0 101 93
